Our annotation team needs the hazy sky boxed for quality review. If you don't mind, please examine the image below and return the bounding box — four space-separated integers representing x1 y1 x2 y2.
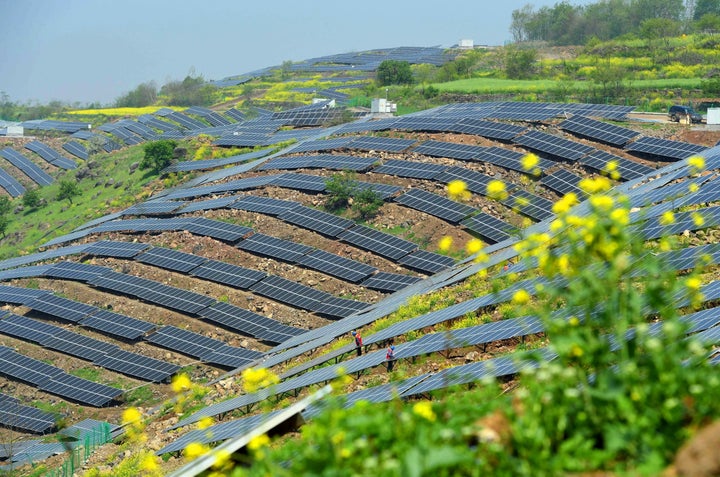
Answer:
0 0 590 105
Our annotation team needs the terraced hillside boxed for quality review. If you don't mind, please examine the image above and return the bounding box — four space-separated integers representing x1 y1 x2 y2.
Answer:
1 91 720 474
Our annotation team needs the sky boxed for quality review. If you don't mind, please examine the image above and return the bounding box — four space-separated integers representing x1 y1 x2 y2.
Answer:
0 0 592 105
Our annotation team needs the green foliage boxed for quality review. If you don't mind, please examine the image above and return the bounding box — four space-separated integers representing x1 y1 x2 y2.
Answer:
159 73 218 106
141 140 177 173
324 173 359 210
70 367 102 381
504 46 538 80
57 179 81 204
352 187 384 220
124 385 155 405
376 60 414 86
0 195 12 215
115 81 158 108
22 188 41 209
0 215 9 237
701 76 720 95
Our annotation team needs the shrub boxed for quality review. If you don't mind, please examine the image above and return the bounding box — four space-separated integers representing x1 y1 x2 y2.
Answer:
140 140 177 173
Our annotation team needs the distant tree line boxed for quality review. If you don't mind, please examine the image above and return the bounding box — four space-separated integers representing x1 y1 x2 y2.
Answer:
511 0 720 45
114 71 219 108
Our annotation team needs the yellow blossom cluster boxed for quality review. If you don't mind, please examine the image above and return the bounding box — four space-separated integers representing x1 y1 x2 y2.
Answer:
486 180 509 201
242 367 280 393
412 401 437 421
687 155 705 175
446 180 471 201
521 153 541 177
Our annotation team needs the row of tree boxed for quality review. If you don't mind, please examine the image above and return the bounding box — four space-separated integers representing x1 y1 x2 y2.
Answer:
115 71 219 108
511 0 720 45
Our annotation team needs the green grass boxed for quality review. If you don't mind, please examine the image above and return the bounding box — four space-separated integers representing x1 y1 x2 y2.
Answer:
0 143 160 259
433 77 704 94
70 367 102 382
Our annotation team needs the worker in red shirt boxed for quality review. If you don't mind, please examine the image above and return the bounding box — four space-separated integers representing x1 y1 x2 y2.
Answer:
351 330 363 357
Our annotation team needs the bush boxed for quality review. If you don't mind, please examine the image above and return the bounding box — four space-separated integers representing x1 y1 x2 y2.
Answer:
140 140 177 173
352 187 384 219
22 188 41 209
377 60 414 86
57 180 81 204
324 173 358 210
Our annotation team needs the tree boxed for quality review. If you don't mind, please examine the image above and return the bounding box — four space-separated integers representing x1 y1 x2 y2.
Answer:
0 196 11 215
694 13 720 32
376 60 414 86
695 0 720 19
590 60 629 100
325 173 358 210
140 140 177 173
0 215 9 238
57 180 81 204
510 4 535 42
22 188 41 209
640 17 682 59
504 46 538 80
114 81 158 108
159 73 217 107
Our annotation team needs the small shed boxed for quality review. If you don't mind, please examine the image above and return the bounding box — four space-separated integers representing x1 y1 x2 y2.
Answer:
707 108 720 125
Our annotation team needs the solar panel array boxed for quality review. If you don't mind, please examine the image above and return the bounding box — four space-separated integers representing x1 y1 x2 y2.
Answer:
24 141 77 170
0 148 54 186
539 169 585 196
259 154 377 172
513 130 596 161
394 188 477 223
278 205 356 236
338 225 418 260
373 159 448 180
0 393 55 433
558 115 640 146
412 140 485 160
0 167 25 197
461 213 516 243
626 136 707 160
62 141 88 160
580 150 654 180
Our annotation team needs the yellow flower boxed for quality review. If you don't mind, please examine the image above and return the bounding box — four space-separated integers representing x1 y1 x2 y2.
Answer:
686 277 702 291
610 208 629 226
141 452 159 471
589 194 614 211
122 407 141 424
692 212 705 227
570 344 584 358
172 373 191 393
446 180 470 201
465 238 483 254
212 449 232 469
568 316 580 326
550 218 564 232
438 236 453 252
688 183 699 193
242 367 280 393
512 289 531 305
552 193 578 214
659 210 675 226
688 155 705 173
521 153 540 175
248 433 271 451
184 442 209 461
197 416 214 430
486 180 508 201
578 176 612 195
413 401 436 422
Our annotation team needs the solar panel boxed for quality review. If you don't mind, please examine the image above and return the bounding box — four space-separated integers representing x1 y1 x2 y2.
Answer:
283 137 354 154
83 240 151 258
146 326 229 359
175 196 236 213
0 168 26 197
296 249 377 283
474 146 555 174
165 112 207 130
433 167 496 195
0 285 50 304
135 247 208 273
250 275 368 318
398 250 455 274
257 155 315 171
558 115 640 146
163 149 271 174
372 159 448 180
224 108 245 122
40 373 122 407
391 117 460 133
93 349 180 382
230 195 302 216
513 130 596 161
25 294 97 323
137 114 181 132
308 154 378 172
278 205 355 237
184 217 252 243
62 141 88 160
338 225 417 260
270 172 328 192
0 148 54 186
237 233 314 262
190 259 267 289
450 118 527 140
0 313 60 343
40 328 120 362
0 347 66 386
360 271 423 292
80 309 156 341
351 181 402 200
347 136 416 153
0 264 51 281
43 261 110 282
394 188 477 223
122 201 184 216
539 169 585 196
0 395 56 433
501 189 555 221
412 140 486 161
199 301 303 343
625 136 707 161
580 150 654 181
24 141 77 170
202 344 263 368
461 212 516 243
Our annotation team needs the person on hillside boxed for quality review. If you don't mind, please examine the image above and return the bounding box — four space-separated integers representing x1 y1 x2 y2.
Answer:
352 330 363 357
386 343 396 372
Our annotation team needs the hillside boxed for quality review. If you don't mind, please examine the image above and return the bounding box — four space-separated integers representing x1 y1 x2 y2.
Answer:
0 46 719 476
